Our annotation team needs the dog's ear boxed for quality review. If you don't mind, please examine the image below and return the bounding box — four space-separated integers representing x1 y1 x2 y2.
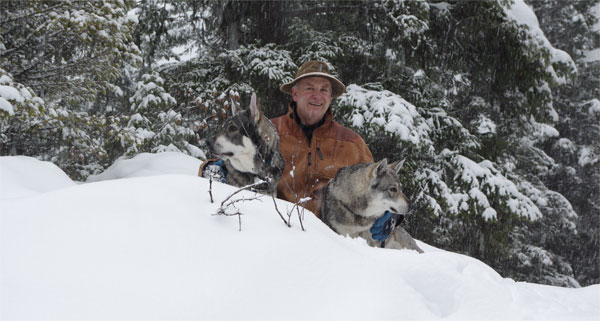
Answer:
390 159 405 176
370 158 388 179
377 158 388 177
249 92 261 124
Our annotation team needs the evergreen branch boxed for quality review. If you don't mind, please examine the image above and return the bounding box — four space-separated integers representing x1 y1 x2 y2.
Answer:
281 4 383 17
16 48 113 80
0 3 68 25
1 20 55 58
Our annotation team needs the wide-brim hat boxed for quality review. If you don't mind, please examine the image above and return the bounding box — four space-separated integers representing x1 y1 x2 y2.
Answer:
280 60 346 98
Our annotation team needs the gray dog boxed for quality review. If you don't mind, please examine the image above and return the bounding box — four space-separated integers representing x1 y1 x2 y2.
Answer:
321 159 423 253
206 93 285 195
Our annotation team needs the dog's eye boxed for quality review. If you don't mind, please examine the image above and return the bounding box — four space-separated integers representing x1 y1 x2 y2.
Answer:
228 124 238 132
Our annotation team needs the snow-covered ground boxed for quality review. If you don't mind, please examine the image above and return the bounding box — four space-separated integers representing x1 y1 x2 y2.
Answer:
1 152 598 320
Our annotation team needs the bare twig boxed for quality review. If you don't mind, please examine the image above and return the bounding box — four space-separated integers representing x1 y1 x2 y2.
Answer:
288 197 310 232
296 197 311 232
296 206 305 232
277 152 309 231
212 180 267 231
271 193 290 227
218 180 267 208
214 209 243 232
214 192 262 231
218 194 263 212
208 175 214 203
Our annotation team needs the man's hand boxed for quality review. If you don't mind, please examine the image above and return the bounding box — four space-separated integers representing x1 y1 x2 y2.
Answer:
370 210 404 242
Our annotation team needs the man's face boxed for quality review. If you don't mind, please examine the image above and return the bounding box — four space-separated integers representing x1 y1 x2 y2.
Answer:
291 77 332 126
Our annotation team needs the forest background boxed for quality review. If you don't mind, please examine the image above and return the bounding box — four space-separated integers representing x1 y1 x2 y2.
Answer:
1 0 598 288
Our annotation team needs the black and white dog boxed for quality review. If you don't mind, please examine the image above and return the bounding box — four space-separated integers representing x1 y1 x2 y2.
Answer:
205 93 285 195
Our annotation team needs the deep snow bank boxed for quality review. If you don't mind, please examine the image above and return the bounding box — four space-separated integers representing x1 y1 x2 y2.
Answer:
86 151 203 182
1 153 598 320
0 156 76 199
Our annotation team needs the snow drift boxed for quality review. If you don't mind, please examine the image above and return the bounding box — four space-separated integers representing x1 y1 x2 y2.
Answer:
1 152 598 320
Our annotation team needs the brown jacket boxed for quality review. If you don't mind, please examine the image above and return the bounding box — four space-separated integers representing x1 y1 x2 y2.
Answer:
272 106 374 217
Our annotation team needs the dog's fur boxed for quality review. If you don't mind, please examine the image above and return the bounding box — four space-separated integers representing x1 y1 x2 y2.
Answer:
321 159 423 253
207 93 285 195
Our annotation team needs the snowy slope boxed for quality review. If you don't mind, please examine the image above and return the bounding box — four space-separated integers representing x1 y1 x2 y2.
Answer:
1 153 598 320
0 156 76 199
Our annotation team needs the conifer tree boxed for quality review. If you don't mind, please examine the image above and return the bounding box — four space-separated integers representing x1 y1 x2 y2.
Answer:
125 72 199 156
0 0 141 106
528 0 600 286
0 0 141 179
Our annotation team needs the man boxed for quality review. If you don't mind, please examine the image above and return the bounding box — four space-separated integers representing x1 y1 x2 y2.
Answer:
273 60 373 217
200 60 373 218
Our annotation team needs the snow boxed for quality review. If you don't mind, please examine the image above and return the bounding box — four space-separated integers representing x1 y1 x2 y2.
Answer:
0 97 13 115
591 1 600 33
585 98 600 116
556 138 577 154
0 75 12 84
429 2 451 13
0 84 29 115
475 114 497 135
578 146 598 167
0 156 76 199
503 0 577 82
86 151 201 182
582 48 600 63
184 141 207 159
340 84 432 148
0 85 25 102
1 152 599 320
526 116 560 144
128 112 147 125
481 207 498 220
448 152 542 221
155 44 200 66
